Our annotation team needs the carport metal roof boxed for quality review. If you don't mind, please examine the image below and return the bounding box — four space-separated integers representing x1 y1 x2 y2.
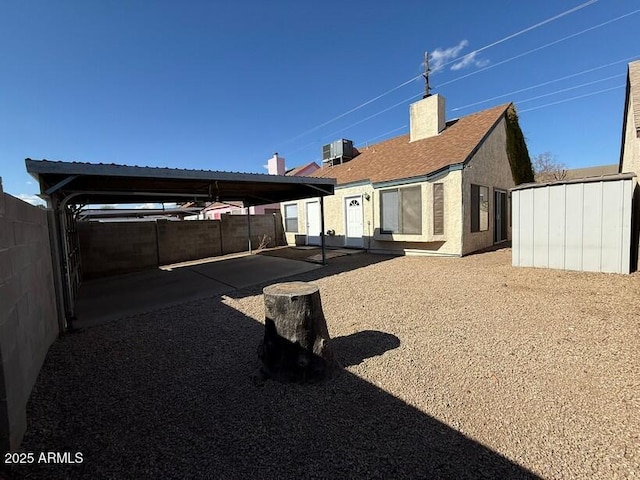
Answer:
25 158 335 332
25 159 335 206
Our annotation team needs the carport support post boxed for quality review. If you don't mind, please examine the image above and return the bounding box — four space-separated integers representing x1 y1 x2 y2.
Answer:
320 196 326 265
247 207 252 254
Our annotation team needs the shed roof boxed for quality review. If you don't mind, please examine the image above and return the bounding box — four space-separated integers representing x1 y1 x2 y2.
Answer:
511 172 636 191
26 159 335 206
310 103 510 186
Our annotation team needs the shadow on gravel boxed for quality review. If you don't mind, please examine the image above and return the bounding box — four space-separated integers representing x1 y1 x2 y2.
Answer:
224 252 396 301
332 330 401 367
7 297 540 480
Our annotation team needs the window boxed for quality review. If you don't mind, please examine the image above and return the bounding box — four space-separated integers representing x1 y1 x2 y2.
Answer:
471 184 489 232
380 186 422 234
433 183 444 235
284 204 298 232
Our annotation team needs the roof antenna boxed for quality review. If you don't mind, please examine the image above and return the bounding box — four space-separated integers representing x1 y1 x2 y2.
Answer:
423 51 431 99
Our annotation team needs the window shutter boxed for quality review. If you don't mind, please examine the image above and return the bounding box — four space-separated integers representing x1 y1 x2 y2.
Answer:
433 183 444 235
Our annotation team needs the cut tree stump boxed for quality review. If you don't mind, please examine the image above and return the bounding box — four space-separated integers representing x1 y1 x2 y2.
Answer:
258 281 337 383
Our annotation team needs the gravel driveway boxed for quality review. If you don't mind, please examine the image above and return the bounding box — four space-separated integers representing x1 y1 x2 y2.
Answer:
6 248 639 479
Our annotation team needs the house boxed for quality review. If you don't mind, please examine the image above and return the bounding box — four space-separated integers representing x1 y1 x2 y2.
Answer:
620 59 640 175
619 59 640 269
281 94 533 256
187 156 321 220
563 164 618 180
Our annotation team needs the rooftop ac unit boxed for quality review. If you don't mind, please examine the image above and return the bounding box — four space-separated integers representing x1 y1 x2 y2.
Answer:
321 139 354 164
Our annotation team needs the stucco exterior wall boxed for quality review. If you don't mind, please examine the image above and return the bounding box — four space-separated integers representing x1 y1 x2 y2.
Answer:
461 117 515 255
0 188 58 452
620 91 640 175
410 95 446 142
369 171 463 255
282 171 464 255
322 184 375 248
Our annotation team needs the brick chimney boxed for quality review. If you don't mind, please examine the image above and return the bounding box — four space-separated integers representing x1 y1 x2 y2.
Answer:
409 94 446 142
267 153 286 175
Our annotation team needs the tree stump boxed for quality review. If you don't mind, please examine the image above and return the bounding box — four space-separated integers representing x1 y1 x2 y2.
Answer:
258 281 337 383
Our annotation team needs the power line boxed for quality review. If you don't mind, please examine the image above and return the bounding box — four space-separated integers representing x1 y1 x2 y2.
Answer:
518 85 623 113
437 0 598 71
435 9 640 90
515 74 624 104
356 125 408 148
278 75 422 148
452 54 640 111
322 93 421 140
275 1 597 151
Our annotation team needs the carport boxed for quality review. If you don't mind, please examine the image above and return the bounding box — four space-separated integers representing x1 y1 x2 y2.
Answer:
25 159 335 331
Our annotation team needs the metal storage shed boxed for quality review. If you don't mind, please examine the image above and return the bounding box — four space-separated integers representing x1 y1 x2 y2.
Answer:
511 173 637 274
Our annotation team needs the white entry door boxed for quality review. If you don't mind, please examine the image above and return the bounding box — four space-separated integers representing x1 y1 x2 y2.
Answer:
306 200 322 246
344 195 364 248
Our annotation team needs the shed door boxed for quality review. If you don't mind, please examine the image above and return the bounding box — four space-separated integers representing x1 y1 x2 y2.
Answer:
344 195 364 248
306 200 321 246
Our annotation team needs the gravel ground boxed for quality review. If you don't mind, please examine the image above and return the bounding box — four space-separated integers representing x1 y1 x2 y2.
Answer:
5 248 639 479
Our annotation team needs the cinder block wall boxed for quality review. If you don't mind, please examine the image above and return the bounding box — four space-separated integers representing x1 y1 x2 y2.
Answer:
78 222 157 279
220 213 278 254
78 213 284 278
157 220 221 265
0 186 58 452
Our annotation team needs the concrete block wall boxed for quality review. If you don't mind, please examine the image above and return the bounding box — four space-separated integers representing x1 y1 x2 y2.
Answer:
78 221 157 279
79 213 284 278
0 185 58 452
221 213 278 254
157 220 221 265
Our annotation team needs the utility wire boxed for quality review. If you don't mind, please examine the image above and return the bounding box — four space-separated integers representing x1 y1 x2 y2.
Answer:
342 83 624 143
279 75 422 147
317 8 638 140
322 93 421 140
356 125 408 148
452 54 640 111
519 85 623 113
276 1 598 150
437 0 598 71
515 74 624 104
435 8 640 90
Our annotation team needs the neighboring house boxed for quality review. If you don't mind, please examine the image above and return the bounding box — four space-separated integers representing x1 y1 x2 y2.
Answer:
186 156 321 220
563 164 618 180
281 94 533 256
286 161 320 177
620 60 640 175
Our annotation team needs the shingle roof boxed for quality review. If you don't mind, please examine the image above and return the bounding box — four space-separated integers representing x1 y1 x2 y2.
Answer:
564 164 618 180
286 161 320 176
310 103 510 185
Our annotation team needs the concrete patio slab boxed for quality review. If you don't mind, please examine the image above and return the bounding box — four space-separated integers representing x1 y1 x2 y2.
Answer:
74 254 321 328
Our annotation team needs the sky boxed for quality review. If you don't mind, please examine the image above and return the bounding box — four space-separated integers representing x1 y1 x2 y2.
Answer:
1 0 638 206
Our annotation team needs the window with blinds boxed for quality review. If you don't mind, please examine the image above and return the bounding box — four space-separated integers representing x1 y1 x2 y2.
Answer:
380 186 422 234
